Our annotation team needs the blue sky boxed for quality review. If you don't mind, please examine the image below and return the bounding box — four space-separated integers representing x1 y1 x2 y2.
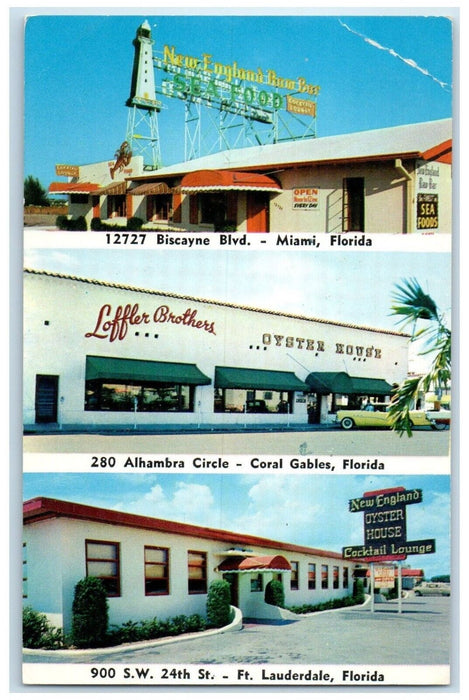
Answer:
21 10 454 189
23 472 451 579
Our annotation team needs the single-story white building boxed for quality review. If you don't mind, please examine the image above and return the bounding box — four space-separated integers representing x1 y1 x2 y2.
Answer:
49 119 452 234
23 496 364 633
24 269 409 431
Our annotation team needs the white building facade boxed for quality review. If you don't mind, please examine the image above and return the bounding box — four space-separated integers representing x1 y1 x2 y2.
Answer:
50 119 452 234
23 497 361 633
23 269 409 430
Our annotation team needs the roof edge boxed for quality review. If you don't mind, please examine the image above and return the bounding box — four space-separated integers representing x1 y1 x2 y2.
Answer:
23 496 353 562
24 268 410 338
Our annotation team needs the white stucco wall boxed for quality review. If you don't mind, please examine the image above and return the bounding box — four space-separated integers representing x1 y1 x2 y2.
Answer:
23 271 409 427
24 514 355 632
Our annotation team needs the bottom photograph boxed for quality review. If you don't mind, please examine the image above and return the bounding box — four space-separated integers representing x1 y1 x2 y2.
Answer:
22 472 451 687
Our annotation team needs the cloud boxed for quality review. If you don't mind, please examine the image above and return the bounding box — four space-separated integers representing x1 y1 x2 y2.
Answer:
113 481 216 524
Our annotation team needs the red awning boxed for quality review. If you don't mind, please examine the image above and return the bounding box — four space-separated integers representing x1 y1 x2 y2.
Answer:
180 169 282 193
48 182 100 195
217 554 291 573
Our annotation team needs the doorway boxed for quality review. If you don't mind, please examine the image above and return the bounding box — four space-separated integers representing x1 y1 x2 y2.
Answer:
35 375 59 423
247 192 270 232
222 573 239 607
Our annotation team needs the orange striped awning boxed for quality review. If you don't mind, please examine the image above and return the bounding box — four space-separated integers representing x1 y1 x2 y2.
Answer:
48 182 100 195
129 182 173 195
94 181 127 196
180 170 282 193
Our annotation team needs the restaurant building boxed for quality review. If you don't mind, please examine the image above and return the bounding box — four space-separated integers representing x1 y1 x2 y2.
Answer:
49 119 452 235
23 496 362 632
24 269 409 431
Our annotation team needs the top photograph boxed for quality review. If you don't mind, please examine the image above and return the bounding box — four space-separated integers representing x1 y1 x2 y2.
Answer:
23 13 453 236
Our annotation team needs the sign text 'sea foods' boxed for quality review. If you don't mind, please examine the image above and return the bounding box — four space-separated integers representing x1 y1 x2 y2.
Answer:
342 487 436 562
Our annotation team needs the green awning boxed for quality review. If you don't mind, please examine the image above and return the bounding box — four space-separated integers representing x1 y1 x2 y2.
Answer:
215 366 308 392
350 377 394 395
305 372 354 394
86 355 211 386
306 372 393 396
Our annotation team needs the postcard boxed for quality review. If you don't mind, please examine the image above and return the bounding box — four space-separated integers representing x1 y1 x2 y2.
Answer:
17 9 456 690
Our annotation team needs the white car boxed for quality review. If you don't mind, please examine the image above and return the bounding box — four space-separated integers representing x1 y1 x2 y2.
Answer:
413 582 450 596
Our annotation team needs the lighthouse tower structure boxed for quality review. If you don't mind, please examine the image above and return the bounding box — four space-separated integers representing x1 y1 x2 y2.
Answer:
126 20 162 170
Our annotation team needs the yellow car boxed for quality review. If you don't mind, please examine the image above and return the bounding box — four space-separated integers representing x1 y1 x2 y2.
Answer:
336 404 450 431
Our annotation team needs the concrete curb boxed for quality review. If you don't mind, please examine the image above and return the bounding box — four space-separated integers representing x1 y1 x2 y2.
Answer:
23 606 243 658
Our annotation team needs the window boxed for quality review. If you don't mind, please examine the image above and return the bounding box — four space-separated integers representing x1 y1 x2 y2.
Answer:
214 388 293 414
199 193 228 229
147 195 171 221
308 563 316 590
144 546 169 595
85 382 195 413
188 551 207 594
343 177 364 232
23 543 28 599
343 567 349 589
290 561 299 590
321 564 329 589
86 540 120 596
250 574 263 592
333 566 339 589
70 194 89 205
107 194 126 218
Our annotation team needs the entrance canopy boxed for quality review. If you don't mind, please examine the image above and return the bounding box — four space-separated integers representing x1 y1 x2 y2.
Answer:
180 169 282 193
86 355 211 385
306 372 393 395
217 554 291 573
215 366 308 392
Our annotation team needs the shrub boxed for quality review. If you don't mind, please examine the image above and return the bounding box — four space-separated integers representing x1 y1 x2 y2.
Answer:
206 579 232 628
55 214 69 230
55 215 87 231
23 606 64 649
71 577 109 648
90 217 103 231
74 215 87 231
264 579 285 607
126 216 144 231
353 578 365 603
107 614 207 646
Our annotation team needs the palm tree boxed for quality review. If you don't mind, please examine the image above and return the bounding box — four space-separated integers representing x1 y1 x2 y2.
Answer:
388 278 451 436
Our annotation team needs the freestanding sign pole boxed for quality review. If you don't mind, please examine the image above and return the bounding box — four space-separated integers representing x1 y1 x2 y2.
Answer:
398 561 402 614
370 562 375 613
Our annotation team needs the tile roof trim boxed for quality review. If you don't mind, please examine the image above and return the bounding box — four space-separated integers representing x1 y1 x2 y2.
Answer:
24 268 409 338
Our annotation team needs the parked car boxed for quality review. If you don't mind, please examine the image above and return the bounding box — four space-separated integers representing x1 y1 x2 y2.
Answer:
245 399 270 413
413 582 450 596
425 409 451 430
336 404 445 430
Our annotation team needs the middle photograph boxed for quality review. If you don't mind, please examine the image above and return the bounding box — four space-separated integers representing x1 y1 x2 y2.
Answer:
23 247 451 457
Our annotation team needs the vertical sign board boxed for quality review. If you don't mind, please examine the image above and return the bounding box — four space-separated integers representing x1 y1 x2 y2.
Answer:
342 486 436 562
374 566 395 589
